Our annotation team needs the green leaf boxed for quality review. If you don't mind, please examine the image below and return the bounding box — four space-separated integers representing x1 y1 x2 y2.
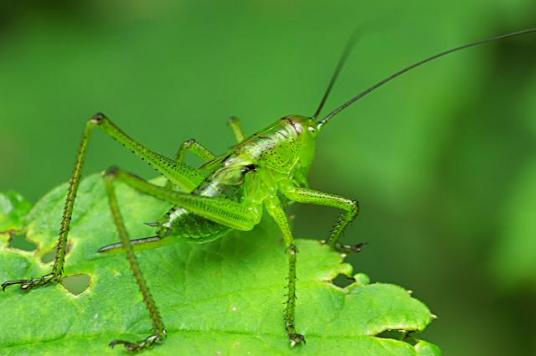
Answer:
0 175 440 355
0 191 32 231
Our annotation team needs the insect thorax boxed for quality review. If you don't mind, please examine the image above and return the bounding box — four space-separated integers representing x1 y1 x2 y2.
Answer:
243 115 318 175
157 115 318 242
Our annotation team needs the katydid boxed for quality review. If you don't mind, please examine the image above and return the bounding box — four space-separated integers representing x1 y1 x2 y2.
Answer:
2 28 536 352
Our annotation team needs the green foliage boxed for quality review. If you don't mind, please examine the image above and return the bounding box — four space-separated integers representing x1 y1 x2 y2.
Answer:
492 159 536 289
0 191 31 231
0 175 439 354
490 77 536 290
3 2 534 354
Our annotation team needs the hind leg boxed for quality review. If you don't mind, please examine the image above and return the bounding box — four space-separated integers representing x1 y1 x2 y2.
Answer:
103 173 166 352
1 113 204 292
97 235 172 254
104 167 261 230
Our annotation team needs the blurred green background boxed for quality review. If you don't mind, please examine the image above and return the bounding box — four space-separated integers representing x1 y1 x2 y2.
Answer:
1 1 535 355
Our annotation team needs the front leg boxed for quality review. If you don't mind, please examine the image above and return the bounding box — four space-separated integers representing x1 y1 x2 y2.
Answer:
281 184 362 253
264 195 305 347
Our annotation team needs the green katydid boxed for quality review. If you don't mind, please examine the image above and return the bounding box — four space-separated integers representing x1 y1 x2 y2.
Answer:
2 27 536 352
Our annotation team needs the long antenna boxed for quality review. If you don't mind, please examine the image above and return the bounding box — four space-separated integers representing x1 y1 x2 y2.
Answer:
312 29 361 119
317 27 536 129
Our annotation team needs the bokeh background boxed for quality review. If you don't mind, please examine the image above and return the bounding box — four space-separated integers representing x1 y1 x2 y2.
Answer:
1 1 535 355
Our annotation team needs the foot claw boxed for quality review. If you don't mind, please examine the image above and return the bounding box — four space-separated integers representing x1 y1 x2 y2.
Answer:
1 273 57 292
109 333 165 352
289 333 306 347
109 339 141 352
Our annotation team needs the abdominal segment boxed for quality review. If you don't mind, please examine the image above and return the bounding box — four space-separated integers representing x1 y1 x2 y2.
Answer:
161 207 232 243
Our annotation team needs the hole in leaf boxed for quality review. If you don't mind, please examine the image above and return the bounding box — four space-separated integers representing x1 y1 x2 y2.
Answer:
331 273 355 288
61 273 91 295
41 250 55 263
377 329 416 342
41 242 72 264
8 231 37 251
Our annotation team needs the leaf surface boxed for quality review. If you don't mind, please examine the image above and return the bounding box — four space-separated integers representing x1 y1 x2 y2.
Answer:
0 175 440 355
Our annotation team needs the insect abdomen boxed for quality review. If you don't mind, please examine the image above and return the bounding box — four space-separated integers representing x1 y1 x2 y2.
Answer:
163 208 231 243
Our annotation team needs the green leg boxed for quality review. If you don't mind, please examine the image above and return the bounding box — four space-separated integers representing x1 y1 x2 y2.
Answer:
175 139 215 163
91 113 204 191
1 113 204 292
281 184 362 253
103 140 216 254
104 173 166 352
165 139 215 190
264 195 305 347
228 116 246 143
98 167 262 350
97 236 169 254
105 167 262 231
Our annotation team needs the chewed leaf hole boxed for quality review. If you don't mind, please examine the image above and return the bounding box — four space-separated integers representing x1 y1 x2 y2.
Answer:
61 273 91 295
41 242 72 264
331 273 355 288
8 231 37 252
377 329 416 342
41 250 55 264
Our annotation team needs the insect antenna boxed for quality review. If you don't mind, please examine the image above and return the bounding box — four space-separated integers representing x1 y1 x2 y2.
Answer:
317 27 536 129
312 29 361 119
